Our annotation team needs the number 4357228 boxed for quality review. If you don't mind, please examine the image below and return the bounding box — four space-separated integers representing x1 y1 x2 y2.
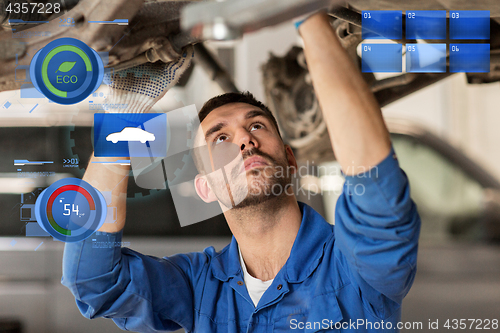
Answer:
5 2 61 14
444 319 498 330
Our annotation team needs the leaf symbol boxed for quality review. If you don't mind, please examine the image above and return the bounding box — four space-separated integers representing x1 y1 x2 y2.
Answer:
55 61 76 73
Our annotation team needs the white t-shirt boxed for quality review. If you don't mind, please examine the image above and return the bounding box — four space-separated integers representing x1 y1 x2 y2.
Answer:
238 247 274 307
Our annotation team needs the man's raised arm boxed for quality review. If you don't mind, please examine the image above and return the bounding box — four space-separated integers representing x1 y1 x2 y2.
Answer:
299 12 392 174
299 11 421 314
61 50 199 332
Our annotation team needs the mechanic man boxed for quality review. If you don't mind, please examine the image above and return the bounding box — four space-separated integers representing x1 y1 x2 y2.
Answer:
62 12 420 332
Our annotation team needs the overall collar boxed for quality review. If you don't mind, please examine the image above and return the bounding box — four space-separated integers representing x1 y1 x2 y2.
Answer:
211 201 334 283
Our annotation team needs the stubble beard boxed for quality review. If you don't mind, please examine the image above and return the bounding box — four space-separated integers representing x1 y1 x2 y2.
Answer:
209 147 293 210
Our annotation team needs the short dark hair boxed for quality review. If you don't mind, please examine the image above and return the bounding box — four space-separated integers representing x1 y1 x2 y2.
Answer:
198 91 281 138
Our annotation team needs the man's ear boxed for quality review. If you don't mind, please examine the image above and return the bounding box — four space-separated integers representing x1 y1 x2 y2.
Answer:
194 174 218 203
285 144 298 174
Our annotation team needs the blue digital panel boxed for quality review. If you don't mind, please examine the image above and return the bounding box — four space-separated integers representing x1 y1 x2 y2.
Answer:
450 11 490 39
406 11 446 39
362 44 402 73
449 44 490 73
406 44 447 73
362 11 402 39
94 113 167 157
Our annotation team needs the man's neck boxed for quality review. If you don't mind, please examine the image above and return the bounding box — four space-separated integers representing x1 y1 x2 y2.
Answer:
225 196 302 281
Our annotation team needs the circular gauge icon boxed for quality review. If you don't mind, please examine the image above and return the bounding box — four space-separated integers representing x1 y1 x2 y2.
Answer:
30 37 104 105
35 178 107 242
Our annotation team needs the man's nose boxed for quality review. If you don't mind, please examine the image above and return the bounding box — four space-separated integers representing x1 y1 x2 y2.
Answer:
237 128 259 151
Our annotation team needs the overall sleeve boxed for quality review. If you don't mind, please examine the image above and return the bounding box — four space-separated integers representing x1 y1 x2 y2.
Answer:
334 147 421 318
61 231 209 332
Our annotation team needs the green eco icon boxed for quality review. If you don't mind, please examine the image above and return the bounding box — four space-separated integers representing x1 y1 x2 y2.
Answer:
30 37 104 105
41 45 92 97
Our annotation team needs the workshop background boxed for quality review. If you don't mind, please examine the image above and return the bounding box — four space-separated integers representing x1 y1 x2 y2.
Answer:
1 1 500 332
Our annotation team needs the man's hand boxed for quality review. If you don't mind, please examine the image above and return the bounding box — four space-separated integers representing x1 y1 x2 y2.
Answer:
105 46 194 114
298 13 391 175
85 47 194 233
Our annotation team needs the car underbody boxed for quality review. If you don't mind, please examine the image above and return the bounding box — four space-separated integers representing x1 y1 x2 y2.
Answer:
1 0 499 161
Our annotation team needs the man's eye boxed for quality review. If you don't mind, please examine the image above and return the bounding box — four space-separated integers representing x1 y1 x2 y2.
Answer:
251 123 264 131
214 134 227 145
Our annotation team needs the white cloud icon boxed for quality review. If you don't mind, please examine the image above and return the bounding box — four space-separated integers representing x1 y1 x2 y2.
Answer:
106 127 156 144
